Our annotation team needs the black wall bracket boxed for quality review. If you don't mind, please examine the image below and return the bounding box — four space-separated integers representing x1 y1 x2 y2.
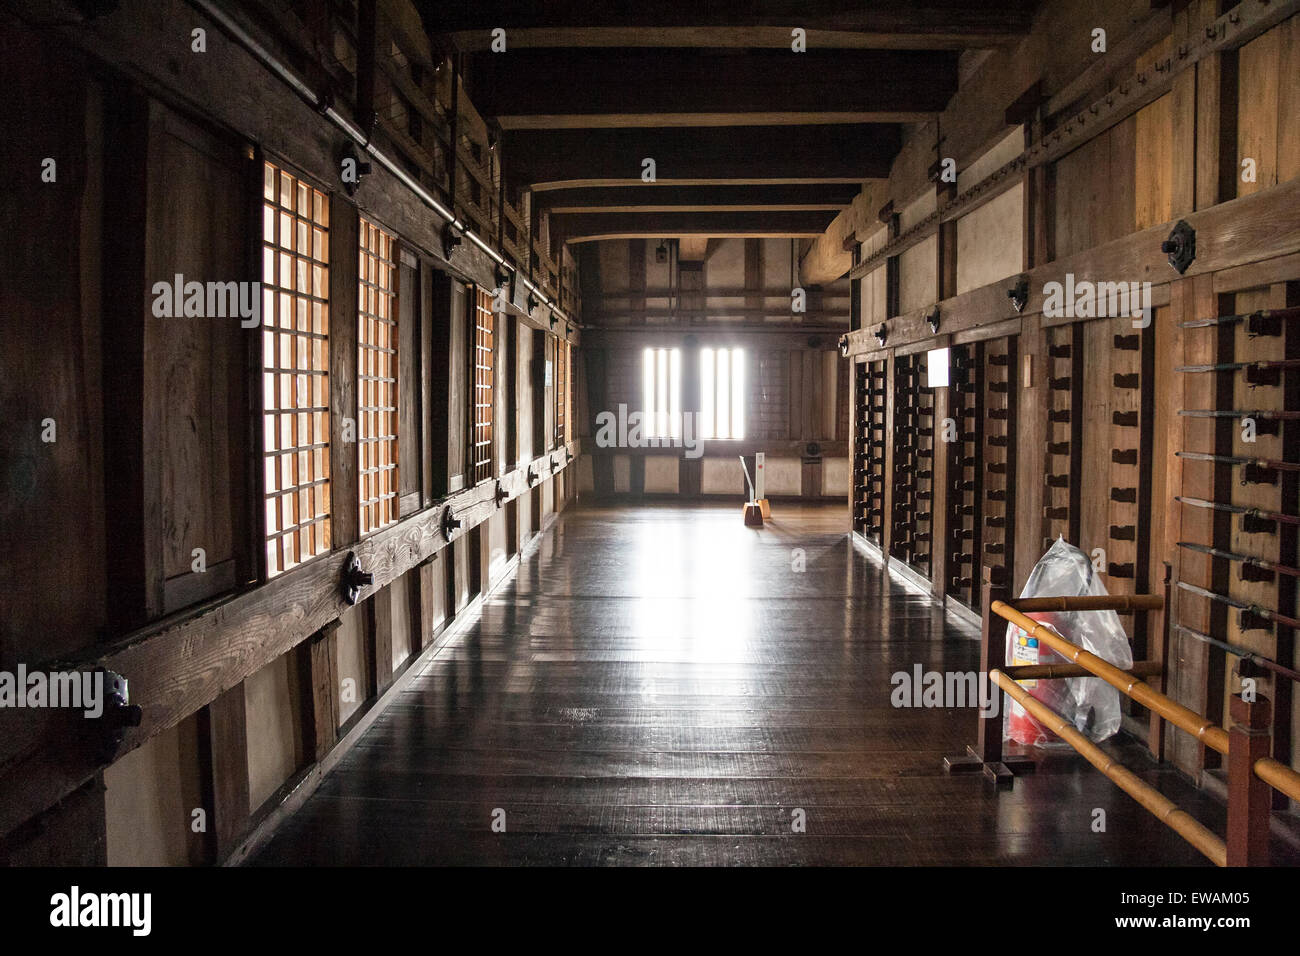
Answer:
341 551 374 606
442 507 462 539
1008 277 1030 313
441 223 462 260
1162 219 1196 274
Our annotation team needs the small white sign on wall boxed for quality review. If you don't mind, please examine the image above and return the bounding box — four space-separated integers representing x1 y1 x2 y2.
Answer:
545 359 553 387
926 347 950 389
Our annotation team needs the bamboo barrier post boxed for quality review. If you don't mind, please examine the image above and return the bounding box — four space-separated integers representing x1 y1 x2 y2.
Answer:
976 564 1008 766
1150 563 1173 761
1227 694 1272 867
944 565 1031 784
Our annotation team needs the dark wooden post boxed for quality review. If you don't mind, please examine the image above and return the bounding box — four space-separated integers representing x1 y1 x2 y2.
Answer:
1149 563 1173 760
1226 693 1272 866
976 564 1009 766
945 564 1028 785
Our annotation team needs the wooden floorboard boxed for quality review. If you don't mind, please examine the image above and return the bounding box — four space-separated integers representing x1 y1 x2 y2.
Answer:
250 502 1300 866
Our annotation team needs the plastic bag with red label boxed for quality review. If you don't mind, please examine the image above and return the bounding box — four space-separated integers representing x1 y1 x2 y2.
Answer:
1004 536 1134 746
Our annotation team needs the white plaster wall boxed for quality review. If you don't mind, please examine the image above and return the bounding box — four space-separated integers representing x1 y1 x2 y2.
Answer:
702 456 745 494
644 455 680 493
823 457 851 496
244 651 303 813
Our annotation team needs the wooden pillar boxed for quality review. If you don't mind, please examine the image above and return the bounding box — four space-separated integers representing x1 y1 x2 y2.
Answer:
976 565 1008 767
1226 694 1272 866
200 683 250 861
329 196 361 549
370 583 394 692
299 620 340 762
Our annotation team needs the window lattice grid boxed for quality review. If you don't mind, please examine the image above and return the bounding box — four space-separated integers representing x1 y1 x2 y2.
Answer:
261 161 332 578
642 347 682 439
700 347 746 440
357 218 399 535
471 287 495 485
555 339 567 445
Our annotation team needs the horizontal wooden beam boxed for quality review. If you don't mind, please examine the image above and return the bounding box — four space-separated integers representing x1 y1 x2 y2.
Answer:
499 111 932 129
468 49 958 118
553 210 837 243
427 2 1036 39
503 125 899 185
585 440 849 459
582 327 846 349
0 445 579 839
536 183 861 211
841 175 1300 358
447 26 1028 51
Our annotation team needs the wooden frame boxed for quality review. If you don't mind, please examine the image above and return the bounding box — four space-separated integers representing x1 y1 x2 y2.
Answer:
470 286 496 485
260 160 333 578
357 216 400 535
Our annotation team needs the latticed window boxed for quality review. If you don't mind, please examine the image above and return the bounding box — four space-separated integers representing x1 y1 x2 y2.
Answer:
261 161 331 578
554 338 567 445
701 347 745 440
358 217 399 535
470 287 495 484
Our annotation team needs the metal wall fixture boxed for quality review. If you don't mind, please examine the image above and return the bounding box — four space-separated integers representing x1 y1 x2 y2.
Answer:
340 552 374 605
1007 277 1029 313
441 508 463 539
1162 219 1196 273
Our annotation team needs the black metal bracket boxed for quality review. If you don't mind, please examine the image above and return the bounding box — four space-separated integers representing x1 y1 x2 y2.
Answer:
495 480 509 506
838 333 850 357
550 456 560 472
92 668 143 764
526 466 537 485
442 507 462 539
925 307 941 335
337 141 371 197
1241 512 1277 536
1008 276 1029 313
1241 463 1279 486
341 551 374 606
873 323 888 347
1162 219 1196 274
441 223 462 260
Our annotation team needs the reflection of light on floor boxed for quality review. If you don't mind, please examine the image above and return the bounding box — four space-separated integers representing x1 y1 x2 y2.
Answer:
628 513 755 663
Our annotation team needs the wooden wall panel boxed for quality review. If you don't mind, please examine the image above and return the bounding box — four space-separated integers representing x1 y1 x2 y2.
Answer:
145 107 249 614
243 649 304 814
1 38 108 663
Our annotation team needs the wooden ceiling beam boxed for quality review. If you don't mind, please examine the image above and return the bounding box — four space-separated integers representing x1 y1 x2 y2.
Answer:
551 210 838 243
445 26 1027 51
503 125 899 185
418 1 1037 43
466 49 958 118
533 183 863 211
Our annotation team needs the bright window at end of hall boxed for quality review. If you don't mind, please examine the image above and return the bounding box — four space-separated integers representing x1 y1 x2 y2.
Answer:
642 347 681 439
700 347 745 440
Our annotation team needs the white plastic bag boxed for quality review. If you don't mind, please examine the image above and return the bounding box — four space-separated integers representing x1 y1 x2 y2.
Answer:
1004 536 1133 746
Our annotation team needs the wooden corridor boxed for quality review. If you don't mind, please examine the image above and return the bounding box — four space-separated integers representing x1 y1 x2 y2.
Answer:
250 504 1291 866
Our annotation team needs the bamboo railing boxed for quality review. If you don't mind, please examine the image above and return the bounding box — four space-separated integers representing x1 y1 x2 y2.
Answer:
946 563 1300 866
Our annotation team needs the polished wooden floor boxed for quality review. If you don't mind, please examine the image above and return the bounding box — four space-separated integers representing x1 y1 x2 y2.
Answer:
252 502 1300 866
